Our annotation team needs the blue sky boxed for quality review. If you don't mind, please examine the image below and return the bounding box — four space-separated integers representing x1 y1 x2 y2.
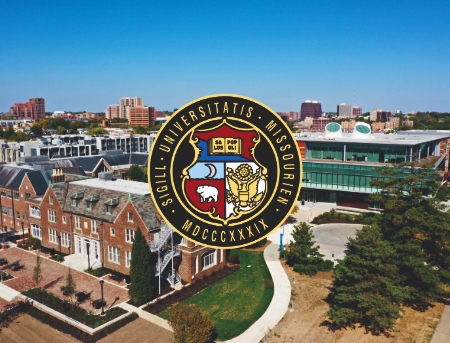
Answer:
1 0 449 113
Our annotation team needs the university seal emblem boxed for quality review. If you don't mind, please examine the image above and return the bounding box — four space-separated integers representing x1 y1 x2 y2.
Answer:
148 95 302 248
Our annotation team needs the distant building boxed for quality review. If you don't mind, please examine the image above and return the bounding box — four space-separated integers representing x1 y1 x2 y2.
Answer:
402 120 414 127
119 97 143 121
29 98 45 118
385 117 400 130
370 109 392 122
340 119 356 132
312 118 331 132
300 100 322 121
105 105 120 120
129 106 156 127
337 103 362 118
10 102 37 119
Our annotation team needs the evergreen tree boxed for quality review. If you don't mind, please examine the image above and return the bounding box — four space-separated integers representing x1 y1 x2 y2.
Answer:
284 222 333 275
32 253 43 288
128 228 155 305
126 165 147 182
371 162 450 306
327 225 408 334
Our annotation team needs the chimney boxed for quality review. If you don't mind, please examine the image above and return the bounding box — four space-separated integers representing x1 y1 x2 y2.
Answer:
51 168 65 183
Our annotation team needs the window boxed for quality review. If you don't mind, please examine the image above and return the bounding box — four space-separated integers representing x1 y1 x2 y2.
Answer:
30 206 41 218
1 190 5 197
87 202 92 211
7 191 12 198
128 212 134 223
180 237 188 246
31 224 42 240
125 229 135 243
71 199 77 207
2 226 6 232
126 251 131 267
25 193 31 200
91 220 98 233
8 208 13 216
105 204 112 214
61 232 70 247
110 228 115 237
75 216 81 229
16 211 20 219
14 193 19 200
1 206 6 214
49 229 58 244
108 246 120 264
48 209 56 222
62 216 66 224
202 251 216 269
49 196 54 205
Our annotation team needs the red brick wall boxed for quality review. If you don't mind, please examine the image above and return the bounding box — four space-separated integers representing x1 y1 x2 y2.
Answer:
178 245 227 283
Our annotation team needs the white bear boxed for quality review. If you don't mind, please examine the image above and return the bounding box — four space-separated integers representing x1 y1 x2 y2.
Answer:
196 185 218 203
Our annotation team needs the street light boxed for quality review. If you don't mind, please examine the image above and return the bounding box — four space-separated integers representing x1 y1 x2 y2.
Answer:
99 280 105 315
57 235 62 262
86 241 91 271
21 222 24 245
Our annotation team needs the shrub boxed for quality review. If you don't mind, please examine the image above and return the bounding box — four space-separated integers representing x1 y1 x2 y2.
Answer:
317 259 334 272
28 236 41 249
227 253 240 265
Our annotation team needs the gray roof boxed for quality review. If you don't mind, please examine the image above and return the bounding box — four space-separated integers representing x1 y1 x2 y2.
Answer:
0 166 29 190
61 182 159 230
27 171 48 194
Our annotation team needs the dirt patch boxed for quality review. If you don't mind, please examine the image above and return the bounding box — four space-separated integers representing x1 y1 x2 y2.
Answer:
265 261 444 343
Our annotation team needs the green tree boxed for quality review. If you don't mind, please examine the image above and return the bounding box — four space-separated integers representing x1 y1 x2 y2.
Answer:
127 165 147 182
133 126 148 134
84 127 108 135
370 162 450 307
30 124 43 136
56 125 67 135
327 225 407 335
168 303 215 343
64 267 77 310
128 228 155 305
284 222 332 275
32 253 43 288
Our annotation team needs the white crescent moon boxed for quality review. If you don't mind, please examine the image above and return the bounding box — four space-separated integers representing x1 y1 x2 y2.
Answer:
205 163 217 178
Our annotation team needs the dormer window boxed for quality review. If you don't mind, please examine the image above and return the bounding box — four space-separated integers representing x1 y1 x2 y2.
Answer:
85 194 100 211
70 191 84 207
104 197 119 215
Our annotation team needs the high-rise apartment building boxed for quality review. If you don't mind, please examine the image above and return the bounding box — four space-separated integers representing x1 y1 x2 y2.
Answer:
337 103 362 118
370 109 392 122
105 105 120 120
129 106 156 127
29 98 45 118
300 100 322 121
119 97 143 121
10 102 37 119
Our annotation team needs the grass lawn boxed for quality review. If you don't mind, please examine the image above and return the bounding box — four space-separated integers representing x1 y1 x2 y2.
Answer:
159 250 274 341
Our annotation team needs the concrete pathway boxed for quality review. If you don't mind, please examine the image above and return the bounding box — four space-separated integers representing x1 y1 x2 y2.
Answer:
224 242 291 343
0 282 20 301
431 301 450 343
117 301 173 332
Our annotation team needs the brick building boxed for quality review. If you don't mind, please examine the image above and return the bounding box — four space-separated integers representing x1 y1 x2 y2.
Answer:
10 102 37 119
26 172 226 286
129 106 156 127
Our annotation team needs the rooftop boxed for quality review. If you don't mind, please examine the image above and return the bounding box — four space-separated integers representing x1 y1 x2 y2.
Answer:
70 178 149 195
294 131 450 145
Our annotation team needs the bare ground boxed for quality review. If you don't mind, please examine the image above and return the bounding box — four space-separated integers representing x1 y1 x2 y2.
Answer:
264 262 444 343
0 314 172 343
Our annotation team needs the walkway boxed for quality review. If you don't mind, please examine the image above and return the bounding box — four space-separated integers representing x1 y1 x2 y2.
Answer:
117 301 173 332
431 301 450 343
224 242 291 343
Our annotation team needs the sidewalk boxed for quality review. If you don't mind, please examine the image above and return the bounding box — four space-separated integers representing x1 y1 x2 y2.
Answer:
431 301 450 343
224 242 291 343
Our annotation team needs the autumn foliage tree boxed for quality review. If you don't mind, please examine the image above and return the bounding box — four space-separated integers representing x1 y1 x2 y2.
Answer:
168 303 215 343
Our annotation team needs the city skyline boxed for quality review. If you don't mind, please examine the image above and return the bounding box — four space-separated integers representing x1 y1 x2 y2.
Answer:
1 1 450 113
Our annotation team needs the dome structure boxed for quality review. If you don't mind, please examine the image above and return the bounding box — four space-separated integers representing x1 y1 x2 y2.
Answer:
324 122 342 138
351 122 371 139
